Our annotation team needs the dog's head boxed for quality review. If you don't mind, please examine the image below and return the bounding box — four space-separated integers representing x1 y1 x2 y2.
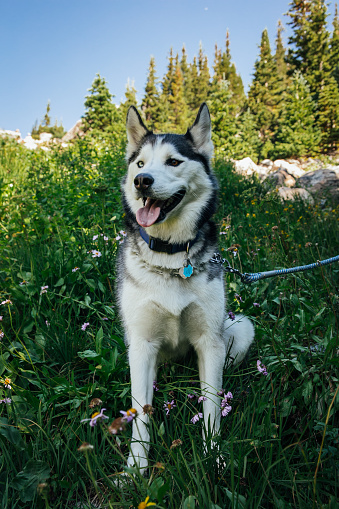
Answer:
122 104 218 242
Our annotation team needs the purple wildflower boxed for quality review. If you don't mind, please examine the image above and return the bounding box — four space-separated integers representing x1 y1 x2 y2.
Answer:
72 267 80 272
253 302 260 308
198 395 207 403
81 322 90 331
257 360 268 376
228 311 236 321
221 404 232 417
40 286 48 295
0 331 4 339
220 391 233 417
0 398 11 404
0 316 2 321
0 300 12 306
164 400 176 416
191 412 203 424
120 408 137 422
235 293 243 302
81 408 109 427
153 380 159 391
187 392 197 400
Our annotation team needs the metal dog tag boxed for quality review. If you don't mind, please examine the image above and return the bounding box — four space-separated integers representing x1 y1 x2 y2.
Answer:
179 257 193 279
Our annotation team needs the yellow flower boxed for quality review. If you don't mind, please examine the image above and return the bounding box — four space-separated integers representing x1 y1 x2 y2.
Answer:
138 496 156 509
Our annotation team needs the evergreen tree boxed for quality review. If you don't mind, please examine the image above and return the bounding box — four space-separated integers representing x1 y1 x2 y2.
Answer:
207 79 238 157
168 55 189 132
188 56 201 112
330 4 339 85
213 31 245 113
120 79 138 120
180 46 191 102
306 0 331 93
197 43 210 103
286 0 331 95
31 101 66 139
234 108 261 161
248 29 282 157
142 56 161 131
162 48 175 97
273 71 321 158
275 21 288 81
317 75 339 150
286 0 312 74
43 101 51 128
82 73 116 133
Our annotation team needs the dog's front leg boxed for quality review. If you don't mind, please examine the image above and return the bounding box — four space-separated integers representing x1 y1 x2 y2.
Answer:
196 337 226 439
127 339 157 473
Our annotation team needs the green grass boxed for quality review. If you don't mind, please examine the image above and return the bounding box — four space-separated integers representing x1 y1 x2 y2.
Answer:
0 136 338 508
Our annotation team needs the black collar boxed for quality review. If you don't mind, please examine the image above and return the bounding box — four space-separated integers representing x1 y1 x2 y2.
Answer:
139 227 200 254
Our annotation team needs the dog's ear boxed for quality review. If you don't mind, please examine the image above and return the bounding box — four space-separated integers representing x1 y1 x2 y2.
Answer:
126 106 150 159
186 103 213 160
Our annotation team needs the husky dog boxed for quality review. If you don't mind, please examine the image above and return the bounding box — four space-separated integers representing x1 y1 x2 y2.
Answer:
117 103 254 472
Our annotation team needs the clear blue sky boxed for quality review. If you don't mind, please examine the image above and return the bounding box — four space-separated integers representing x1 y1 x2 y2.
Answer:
0 0 336 136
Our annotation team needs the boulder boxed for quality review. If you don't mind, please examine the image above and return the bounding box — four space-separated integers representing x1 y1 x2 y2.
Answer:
260 159 274 169
23 135 38 150
297 169 339 203
39 132 53 143
234 157 259 176
276 187 314 204
62 120 84 142
266 169 296 188
272 159 305 179
0 129 21 140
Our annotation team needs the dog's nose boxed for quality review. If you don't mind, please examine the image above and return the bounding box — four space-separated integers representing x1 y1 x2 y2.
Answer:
134 173 154 191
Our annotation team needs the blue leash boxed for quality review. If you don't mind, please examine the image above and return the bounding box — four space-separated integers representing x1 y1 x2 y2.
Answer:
211 253 339 284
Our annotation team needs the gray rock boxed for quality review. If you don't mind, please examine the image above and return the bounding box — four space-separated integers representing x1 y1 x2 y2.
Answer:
62 120 84 142
297 169 339 203
276 187 314 204
266 169 296 188
272 159 305 178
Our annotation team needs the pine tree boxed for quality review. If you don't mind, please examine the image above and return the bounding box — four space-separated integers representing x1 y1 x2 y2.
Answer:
168 55 189 132
275 21 288 81
273 71 321 158
31 102 66 139
234 109 261 161
180 46 191 102
162 48 175 97
142 56 161 131
82 74 116 133
306 0 331 93
317 75 339 150
120 79 138 121
43 101 51 128
213 31 245 113
197 43 210 103
330 4 339 86
286 0 312 74
248 29 282 157
207 79 238 157
286 0 331 95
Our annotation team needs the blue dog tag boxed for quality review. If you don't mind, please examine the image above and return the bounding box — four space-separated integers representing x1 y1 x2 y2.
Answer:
183 264 193 278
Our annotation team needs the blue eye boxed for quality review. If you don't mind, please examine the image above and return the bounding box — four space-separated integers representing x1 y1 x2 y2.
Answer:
137 161 144 168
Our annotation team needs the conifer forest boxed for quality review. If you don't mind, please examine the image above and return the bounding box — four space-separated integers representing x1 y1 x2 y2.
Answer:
81 0 339 160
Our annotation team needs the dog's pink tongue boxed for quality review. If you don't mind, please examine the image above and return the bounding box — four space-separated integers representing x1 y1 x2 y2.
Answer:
136 199 162 227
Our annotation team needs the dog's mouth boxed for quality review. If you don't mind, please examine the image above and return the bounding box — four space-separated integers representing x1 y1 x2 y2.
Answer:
136 190 186 228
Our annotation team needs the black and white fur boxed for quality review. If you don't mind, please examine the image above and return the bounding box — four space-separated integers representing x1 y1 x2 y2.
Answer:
117 104 254 472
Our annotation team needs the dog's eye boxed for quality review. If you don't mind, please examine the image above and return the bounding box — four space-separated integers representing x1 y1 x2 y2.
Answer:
137 161 144 168
166 158 182 167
